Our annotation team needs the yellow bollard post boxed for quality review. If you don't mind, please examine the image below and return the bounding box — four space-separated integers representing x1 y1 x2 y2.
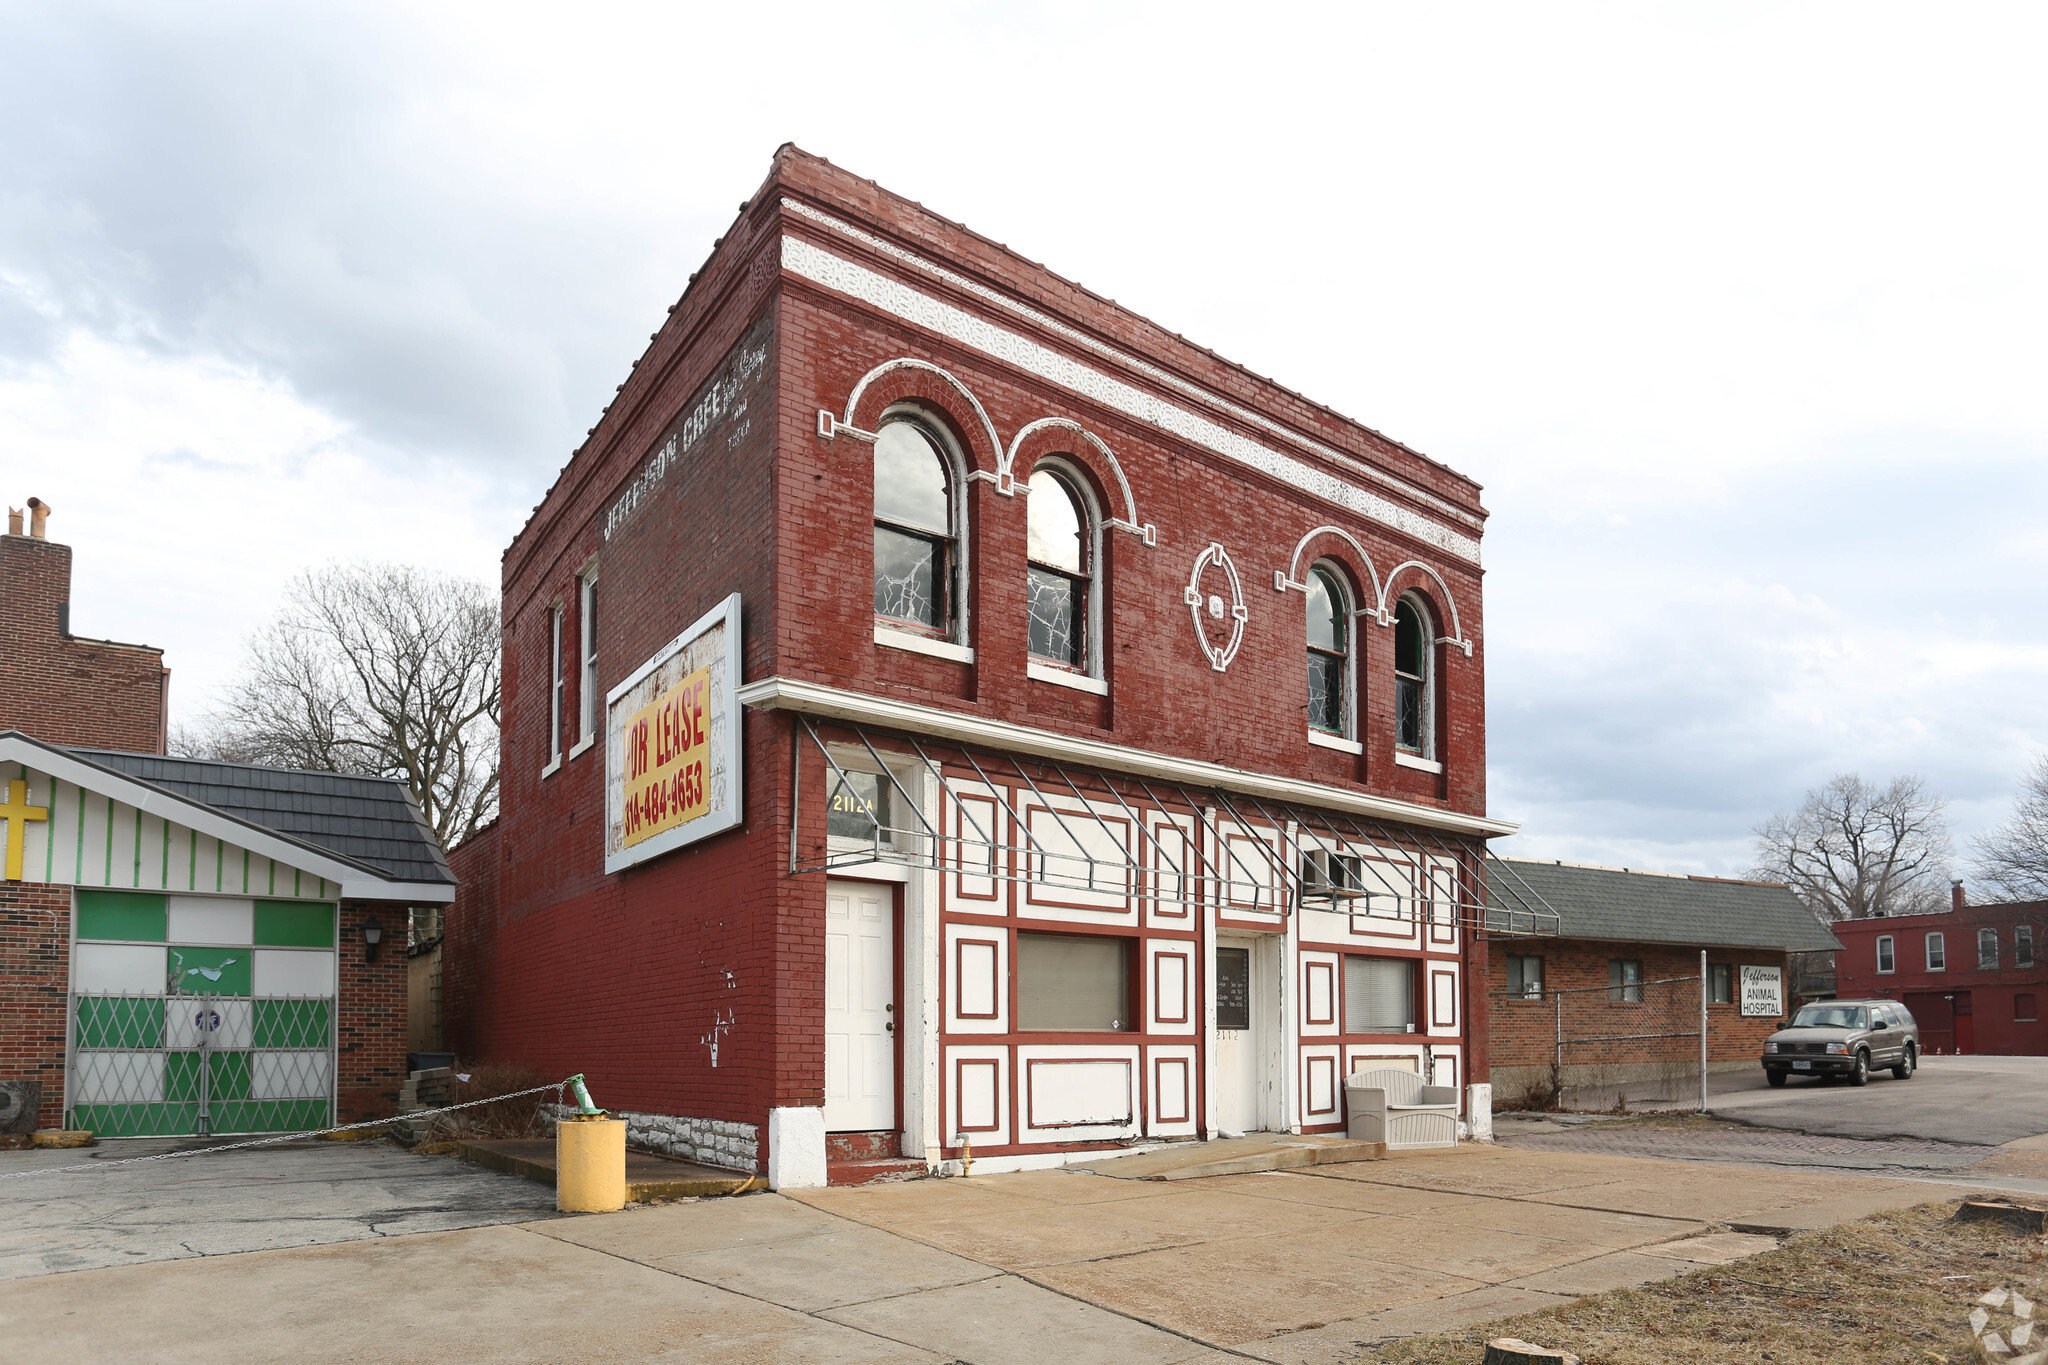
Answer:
556 1114 627 1212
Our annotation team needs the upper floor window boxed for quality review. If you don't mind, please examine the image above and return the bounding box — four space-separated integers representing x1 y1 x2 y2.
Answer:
873 419 955 636
1980 927 2000 970
1306 566 1350 736
1876 934 1895 974
1609 958 1643 1003
1394 595 1433 756
577 572 599 749
2020 926 2035 969
545 603 564 772
1926 931 1946 971
1026 465 1092 670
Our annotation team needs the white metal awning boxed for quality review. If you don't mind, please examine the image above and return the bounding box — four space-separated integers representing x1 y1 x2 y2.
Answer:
783 714 1559 935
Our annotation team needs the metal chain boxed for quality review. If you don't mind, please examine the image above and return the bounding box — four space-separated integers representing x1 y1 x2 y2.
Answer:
0 1080 570 1182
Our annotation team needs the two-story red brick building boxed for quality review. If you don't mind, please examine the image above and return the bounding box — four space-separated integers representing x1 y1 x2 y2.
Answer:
1833 888 2048 1055
441 146 1558 1186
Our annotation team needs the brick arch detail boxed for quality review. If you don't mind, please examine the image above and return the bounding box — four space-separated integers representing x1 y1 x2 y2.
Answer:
1004 418 1154 544
1382 561 1471 658
824 358 1004 483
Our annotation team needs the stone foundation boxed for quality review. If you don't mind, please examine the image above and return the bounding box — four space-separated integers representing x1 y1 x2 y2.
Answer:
543 1103 758 1172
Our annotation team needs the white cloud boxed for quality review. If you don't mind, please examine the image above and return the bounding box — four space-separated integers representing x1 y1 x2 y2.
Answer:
4 1 2046 874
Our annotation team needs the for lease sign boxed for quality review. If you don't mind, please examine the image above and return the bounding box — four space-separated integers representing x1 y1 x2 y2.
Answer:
621 666 711 848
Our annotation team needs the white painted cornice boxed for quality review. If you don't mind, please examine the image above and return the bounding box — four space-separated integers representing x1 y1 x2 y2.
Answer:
0 734 455 903
735 677 1517 839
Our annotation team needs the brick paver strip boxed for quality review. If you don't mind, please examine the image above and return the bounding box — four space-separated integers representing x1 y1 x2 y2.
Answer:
1504 1124 1991 1171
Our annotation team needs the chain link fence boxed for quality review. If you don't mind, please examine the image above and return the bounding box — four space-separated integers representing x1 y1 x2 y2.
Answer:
1494 971 1707 1112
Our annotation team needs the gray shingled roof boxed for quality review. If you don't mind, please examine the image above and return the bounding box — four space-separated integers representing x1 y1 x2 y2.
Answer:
1487 857 1842 952
72 747 454 887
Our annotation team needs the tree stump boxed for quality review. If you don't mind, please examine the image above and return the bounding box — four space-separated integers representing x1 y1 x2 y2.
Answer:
1484 1339 1582 1365
1953 1200 2048 1234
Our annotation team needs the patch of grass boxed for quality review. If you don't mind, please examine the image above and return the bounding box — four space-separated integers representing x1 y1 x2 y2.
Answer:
1367 1201 2042 1365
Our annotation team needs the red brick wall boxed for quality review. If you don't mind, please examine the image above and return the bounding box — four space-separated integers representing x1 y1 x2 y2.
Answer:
0 534 168 753
462 146 1495 1141
0 882 70 1129
1488 937 1789 1072
439 821 498 1064
335 899 411 1122
1835 901 2048 1056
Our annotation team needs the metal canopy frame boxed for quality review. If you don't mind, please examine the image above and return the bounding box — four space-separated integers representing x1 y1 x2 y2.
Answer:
788 716 1559 936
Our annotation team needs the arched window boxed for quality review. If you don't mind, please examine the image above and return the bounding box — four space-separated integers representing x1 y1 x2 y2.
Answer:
1305 565 1349 736
1026 465 1092 669
1394 595 1433 756
873 419 955 635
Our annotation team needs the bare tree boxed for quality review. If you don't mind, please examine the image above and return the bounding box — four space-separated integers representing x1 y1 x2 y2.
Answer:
1752 773 1952 922
1974 755 2048 902
184 564 500 845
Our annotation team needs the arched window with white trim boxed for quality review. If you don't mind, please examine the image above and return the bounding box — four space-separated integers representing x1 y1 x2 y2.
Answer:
1026 463 1095 671
1394 594 1434 757
1306 564 1351 737
873 418 957 636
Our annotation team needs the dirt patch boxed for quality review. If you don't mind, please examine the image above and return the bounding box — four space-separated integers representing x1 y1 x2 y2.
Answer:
1369 1201 2043 1364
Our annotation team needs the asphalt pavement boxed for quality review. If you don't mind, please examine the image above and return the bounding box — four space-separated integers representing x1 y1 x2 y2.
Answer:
0 1136 558 1278
1705 1054 2048 1146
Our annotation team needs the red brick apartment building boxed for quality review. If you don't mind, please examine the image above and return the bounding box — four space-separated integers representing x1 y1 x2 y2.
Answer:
1833 888 2048 1055
1484 858 1840 1105
441 146 1560 1186
0 512 448 1136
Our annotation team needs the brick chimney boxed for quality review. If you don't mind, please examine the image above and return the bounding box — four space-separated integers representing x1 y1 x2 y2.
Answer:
1953 880 1966 912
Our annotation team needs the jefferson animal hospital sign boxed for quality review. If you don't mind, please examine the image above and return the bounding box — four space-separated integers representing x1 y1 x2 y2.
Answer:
605 594 743 873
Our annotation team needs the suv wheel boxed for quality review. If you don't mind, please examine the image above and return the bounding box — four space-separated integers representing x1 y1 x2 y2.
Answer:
1892 1046 1915 1081
1847 1050 1870 1087
1766 1069 1788 1088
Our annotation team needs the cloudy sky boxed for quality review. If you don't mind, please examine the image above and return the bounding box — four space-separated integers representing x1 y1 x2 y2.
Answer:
5 2 2044 876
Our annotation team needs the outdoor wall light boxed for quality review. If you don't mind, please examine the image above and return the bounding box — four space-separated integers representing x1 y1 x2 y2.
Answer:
362 916 385 962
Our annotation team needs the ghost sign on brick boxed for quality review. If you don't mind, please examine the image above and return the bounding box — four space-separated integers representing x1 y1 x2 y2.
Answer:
606 594 743 873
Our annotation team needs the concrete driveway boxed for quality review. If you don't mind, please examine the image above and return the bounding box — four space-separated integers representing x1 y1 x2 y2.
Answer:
2 1143 1994 1364
0 1137 558 1279
1708 1054 2048 1145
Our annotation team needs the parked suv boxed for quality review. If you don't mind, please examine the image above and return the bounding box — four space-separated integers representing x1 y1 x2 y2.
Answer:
1761 999 1919 1087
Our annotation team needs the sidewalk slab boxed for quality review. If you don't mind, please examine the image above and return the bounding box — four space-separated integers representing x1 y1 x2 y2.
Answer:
1243 1285 1577 1365
457 1138 755 1199
1069 1134 1385 1181
817 1273 1215 1365
1503 1249 1693 1296
1638 1231 1783 1264
2 1222 942 1365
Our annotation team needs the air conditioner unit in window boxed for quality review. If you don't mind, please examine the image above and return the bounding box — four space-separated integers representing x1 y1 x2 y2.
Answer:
1300 850 1369 903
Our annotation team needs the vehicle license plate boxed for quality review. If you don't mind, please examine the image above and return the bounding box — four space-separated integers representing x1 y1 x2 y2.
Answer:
1792 1060 1812 1071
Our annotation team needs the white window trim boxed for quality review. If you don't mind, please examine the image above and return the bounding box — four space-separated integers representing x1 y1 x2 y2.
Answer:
577 570 599 752
875 625 975 664
1875 934 1895 974
1025 458 1105 681
1307 731 1362 755
1394 751 1443 774
544 602 564 776
874 407 971 648
1027 659 1107 695
1394 591 1436 761
1926 932 1946 972
1304 560 1356 743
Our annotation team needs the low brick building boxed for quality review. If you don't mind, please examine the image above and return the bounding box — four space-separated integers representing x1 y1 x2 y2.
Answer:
0 501 170 753
1832 890 2048 1055
0 737 453 1135
1485 858 1841 1105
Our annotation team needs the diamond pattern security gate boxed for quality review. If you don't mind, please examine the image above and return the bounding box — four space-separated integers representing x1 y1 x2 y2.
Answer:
68 891 337 1137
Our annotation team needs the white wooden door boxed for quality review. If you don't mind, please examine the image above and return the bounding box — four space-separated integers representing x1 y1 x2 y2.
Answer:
824 880 896 1132
1213 942 1259 1134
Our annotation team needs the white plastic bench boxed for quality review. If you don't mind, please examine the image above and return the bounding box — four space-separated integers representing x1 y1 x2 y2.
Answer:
1344 1067 1459 1149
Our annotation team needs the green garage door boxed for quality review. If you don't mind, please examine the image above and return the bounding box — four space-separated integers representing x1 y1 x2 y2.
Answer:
69 891 337 1137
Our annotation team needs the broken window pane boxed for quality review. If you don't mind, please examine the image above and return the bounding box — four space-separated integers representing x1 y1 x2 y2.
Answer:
1027 567 1081 666
874 526 944 629
1307 566 1347 735
1307 652 1344 733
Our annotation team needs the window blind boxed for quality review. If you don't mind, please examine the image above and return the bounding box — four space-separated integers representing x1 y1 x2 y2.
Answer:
1017 933 1130 1031
1343 955 1414 1033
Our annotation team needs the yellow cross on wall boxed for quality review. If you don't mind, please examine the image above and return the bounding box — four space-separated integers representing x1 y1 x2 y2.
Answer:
1 778 48 881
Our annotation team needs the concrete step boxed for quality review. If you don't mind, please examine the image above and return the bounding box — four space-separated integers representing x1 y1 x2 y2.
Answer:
1070 1133 1387 1181
828 1156 929 1187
